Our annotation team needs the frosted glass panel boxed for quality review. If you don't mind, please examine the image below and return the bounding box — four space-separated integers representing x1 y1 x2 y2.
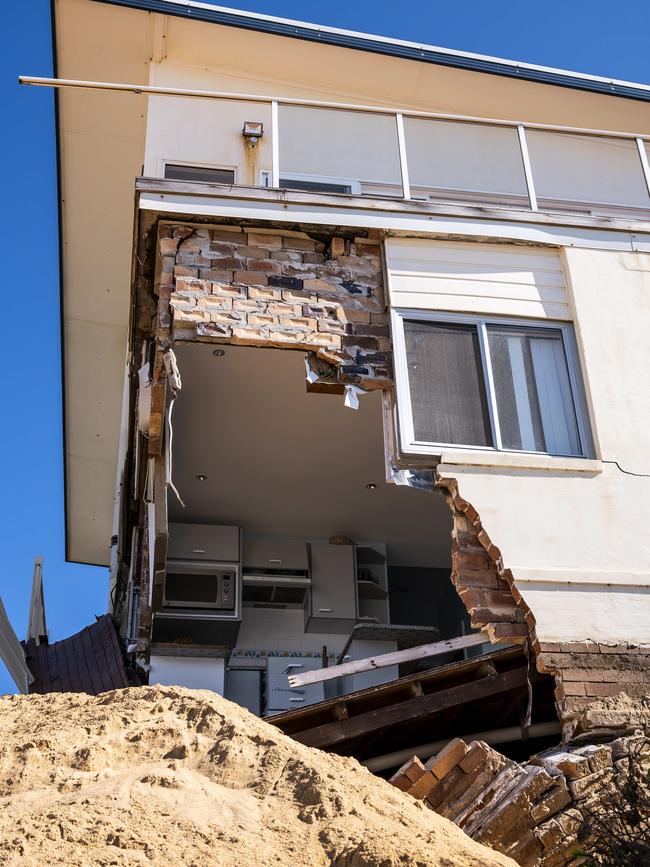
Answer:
404 118 528 202
404 320 492 447
527 131 650 209
279 106 402 193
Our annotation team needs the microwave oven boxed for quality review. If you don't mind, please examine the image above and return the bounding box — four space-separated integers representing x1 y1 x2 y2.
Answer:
163 559 239 611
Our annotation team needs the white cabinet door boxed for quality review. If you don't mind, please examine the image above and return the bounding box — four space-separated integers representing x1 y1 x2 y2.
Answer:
266 657 324 712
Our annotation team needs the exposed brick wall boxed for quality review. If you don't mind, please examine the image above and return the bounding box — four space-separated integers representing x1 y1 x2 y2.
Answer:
438 476 531 645
536 641 650 726
153 221 649 730
158 222 392 390
390 733 650 866
439 476 650 727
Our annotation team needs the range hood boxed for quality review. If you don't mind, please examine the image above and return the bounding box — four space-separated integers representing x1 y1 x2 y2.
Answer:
242 539 310 609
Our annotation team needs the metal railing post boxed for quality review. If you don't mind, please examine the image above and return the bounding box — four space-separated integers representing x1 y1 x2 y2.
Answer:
636 137 650 199
271 100 280 188
395 112 411 200
517 124 538 211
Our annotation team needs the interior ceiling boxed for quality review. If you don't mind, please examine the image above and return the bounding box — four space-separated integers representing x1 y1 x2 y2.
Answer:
171 344 451 567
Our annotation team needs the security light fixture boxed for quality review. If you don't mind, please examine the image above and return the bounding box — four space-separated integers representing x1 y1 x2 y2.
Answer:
242 121 264 148
212 348 226 357
366 483 377 491
195 474 208 482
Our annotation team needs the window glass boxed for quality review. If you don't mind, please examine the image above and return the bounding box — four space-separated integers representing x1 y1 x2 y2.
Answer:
278 177 353 194
279 105 402 193
404 320 492 447
526 132 650 210
488 326 581 455
403 118 528 205
164 164 235 184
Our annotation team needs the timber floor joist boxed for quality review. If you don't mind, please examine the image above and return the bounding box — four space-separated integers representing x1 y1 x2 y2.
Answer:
271 647 558 763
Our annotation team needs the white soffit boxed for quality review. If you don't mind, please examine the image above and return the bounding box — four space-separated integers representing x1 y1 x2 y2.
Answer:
56 0 151 564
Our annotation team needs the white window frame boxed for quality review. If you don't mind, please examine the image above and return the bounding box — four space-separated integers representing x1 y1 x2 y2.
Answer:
391 308 593 459
160 158 238 183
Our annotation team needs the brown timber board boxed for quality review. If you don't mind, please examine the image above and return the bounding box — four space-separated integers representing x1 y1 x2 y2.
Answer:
293 667 529 749
24 615 129 696
271 646 525 734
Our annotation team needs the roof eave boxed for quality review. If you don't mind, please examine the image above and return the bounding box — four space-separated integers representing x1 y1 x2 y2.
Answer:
92 0 650 103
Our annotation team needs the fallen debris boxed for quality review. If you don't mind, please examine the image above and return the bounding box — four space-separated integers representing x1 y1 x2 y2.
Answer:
568 690 650 740
0 686 517 867
390 726 650 866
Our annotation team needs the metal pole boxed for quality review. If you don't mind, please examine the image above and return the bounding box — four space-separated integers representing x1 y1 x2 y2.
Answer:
636 137 650 199
363 720 562 772
395 113 411 200
271 100 280 188
517 124 538 212
18 76 650 142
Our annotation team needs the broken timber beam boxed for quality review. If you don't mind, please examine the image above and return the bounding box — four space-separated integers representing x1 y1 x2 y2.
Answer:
288 633 486 688
293 667 528 749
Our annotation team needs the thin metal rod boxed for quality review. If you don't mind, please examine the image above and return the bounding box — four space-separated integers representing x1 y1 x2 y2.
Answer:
18 76 650 142
271 100 280 188
395 112 411 200
517 124 538 211
363 721 562 772
636 137 650 199
478 321 503 450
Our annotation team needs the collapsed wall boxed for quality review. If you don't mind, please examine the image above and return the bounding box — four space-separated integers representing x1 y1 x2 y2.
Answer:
124 215 648 732
389 709 650 866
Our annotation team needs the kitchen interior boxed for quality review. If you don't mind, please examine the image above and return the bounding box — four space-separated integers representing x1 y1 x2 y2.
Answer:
149 343 476 717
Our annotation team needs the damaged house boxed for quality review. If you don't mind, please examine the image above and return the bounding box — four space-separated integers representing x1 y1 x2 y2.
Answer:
7 0 650 862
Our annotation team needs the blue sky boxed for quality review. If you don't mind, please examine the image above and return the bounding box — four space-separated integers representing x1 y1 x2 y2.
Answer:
1 0 649 695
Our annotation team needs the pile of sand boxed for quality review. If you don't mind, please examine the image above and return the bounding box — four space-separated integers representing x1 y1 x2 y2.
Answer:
0 686 516 867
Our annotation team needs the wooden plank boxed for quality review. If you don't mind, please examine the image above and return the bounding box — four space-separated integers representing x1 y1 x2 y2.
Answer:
272 646 523 727
88 619 113 693
294 667 528 749
70 631 96 694
134 177 650 234
80 625 106 695
96 615 128 689
95 616 122 690
61 635 84 693
288 633 486 688
104 614 130 688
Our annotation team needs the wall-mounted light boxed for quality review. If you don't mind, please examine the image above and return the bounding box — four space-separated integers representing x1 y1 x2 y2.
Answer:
195 474 208 482
366 483 377 491
242 121 264 148
212 348 226 357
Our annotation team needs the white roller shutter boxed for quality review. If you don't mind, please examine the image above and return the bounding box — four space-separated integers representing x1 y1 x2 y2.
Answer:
386 239 570 320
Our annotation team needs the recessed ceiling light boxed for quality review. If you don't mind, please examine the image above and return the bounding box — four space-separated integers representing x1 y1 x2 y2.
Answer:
366 483 377 491
195 474 208 482
213 348 225 357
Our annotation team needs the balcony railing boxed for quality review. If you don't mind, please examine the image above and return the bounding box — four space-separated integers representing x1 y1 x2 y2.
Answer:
21 76 650 220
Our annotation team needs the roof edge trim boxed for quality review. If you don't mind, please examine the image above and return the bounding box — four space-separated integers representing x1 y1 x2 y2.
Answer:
92 0 650 103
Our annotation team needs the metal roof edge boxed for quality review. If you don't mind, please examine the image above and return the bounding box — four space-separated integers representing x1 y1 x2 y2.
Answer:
91 0 650 103
49 0 74 565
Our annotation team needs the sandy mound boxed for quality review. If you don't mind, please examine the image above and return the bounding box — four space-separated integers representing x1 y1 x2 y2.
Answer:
0 686 516 867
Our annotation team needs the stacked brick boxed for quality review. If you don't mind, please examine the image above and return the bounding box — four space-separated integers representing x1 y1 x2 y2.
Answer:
389 733 648 866
440 477 530 645
535 641 650 726
157 222 392 389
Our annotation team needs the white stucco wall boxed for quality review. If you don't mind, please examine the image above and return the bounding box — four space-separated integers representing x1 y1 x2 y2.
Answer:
437 248 650 644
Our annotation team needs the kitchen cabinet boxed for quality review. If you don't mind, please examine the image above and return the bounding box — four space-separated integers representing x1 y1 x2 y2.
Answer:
265 657 324 713
305 542 357 633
